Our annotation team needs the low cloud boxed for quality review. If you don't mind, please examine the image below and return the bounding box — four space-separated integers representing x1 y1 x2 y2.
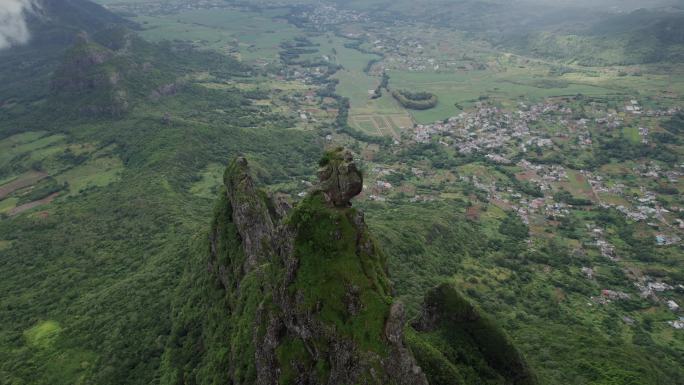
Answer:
0 0 37 50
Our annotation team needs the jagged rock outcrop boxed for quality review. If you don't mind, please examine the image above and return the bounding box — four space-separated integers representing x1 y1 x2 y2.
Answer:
222 157 277 273
316 147 363 207
50 33 113 92
149 83 179 101
160 149 537 385
50 32 129 117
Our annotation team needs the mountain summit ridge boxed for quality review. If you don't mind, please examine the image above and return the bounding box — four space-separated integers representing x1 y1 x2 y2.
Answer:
160 147 536 385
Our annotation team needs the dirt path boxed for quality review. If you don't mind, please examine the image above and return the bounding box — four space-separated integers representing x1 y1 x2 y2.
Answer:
0 171 48 199
9 192 59 216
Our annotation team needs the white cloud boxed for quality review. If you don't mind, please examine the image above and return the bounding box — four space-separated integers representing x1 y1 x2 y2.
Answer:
0 0 37 50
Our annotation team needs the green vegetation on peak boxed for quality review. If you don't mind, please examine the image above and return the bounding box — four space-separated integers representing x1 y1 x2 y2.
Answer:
161 151 536 384
2 1 682 384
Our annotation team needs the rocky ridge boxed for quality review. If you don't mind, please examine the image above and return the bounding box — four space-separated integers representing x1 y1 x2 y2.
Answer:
49 31 130 117
160 147 537 385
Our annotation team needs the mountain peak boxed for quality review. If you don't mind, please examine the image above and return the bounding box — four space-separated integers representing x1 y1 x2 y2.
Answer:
316 147 363 207
161 150 536 385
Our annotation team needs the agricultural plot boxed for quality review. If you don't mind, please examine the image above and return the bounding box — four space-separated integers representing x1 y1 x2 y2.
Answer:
304 35 415 138
0 171 48 200
0 131 124 216
0 197 19 215
389 68 623 124
0 132 66 167
133 8 300 62
561 69 684 102
54 155 124 196
8 193 60 217
350 114 411 139
0 240 11 251
556 170 597 202
622 126 641 144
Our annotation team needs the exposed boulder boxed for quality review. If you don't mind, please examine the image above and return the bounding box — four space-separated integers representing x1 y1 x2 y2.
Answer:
49 32 129 117
316 147 363 207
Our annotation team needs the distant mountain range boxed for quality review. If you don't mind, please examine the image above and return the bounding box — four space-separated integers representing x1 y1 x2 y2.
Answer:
327 0 684 65
499 8 684 65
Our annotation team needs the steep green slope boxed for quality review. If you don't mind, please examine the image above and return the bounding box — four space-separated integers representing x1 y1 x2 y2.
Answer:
408 283 535 385
366 200 684 385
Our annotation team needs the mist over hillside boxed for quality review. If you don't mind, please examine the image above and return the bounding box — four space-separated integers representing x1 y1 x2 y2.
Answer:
0 0 37 49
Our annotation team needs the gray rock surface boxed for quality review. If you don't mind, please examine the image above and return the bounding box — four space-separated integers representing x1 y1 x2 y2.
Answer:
316 147 363 207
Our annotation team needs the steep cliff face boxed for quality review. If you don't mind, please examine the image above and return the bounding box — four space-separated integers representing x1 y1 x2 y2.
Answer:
160 148 536 385
0 0 133 107
49 31 130 117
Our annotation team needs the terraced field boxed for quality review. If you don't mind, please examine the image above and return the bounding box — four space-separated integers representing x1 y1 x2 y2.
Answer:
0 132 123 216
350 113 412 139
133 7 300 62
390 69 623 123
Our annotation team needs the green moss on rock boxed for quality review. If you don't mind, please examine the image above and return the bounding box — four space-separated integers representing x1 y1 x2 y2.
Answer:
161 152 536 385
289 192 392 355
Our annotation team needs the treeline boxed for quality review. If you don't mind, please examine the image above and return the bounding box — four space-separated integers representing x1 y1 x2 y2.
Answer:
495 165 544 198
343 39 378 57
279 37 324 66
370 72 390 99
344 37 385 74
663 111 683 134
553 190 593 206
392 89 438 110
596 136 679 165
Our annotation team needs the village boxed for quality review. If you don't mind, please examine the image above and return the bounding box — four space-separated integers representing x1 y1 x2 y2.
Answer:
405 100 682 233
101 0 229 16
347 97 684 327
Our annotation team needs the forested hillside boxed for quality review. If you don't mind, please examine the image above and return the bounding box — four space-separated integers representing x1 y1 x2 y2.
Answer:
1 0 682 384
0 2 321 383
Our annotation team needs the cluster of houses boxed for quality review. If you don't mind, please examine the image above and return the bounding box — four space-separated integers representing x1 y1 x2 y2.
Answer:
622 99 680 117
361 29 491 73
589 228 620 261
624 99 642 114
411 99 679 161
295 4 369 30
105 0 228 16
584 269 682 328
411 101 582 158
407 98 683 247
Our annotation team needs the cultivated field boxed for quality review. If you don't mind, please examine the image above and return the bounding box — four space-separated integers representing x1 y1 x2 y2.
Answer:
133 8 300 62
